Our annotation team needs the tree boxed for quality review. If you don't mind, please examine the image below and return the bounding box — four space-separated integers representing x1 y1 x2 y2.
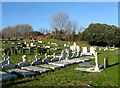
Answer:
64 20 78 41
2 24 33 40
80 23 120 46
50 12 69 33
15 24 33 39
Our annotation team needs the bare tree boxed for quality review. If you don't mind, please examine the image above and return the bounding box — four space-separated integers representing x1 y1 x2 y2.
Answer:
2 24 33 40
15 24 33 39
51 12 69 32
64 20 78 41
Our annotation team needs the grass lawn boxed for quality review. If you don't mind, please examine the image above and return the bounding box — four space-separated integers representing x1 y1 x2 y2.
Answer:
1 40 119 87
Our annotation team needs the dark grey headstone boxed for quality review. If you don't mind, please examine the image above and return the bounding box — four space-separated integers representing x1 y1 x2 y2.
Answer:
21 48 26 54
14 50 17 55
12 49 14 54
4 49 7 55
30 47 34 54
8 51 11 56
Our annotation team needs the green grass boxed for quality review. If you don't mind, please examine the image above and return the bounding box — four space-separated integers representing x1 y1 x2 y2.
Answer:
1 40 119 87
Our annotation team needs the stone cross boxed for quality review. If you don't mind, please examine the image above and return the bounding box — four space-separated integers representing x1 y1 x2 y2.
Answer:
45 53 48 59
35 55 38 61
3 53 7 61
94 52 99 71
53 53 56 58
7 56 11 64
22 55 26 62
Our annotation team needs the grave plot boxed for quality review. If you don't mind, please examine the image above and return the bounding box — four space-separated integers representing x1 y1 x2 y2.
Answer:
0 71 17 81
19 55 50 73
37 64 62 70
62 59 84 64
2 57 36 77
0 54 8 66
75 52 104 72
48 60 72 67
21 66 49 73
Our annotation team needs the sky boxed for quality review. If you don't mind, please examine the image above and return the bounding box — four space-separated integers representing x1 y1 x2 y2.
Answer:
2 2 118 31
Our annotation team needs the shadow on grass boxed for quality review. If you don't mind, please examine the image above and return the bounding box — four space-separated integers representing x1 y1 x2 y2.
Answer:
107 63 120 68
2 77 39 87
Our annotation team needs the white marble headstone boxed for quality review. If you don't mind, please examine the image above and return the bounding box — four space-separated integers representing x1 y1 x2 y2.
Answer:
3 53 7 61
35 55 38 61
30 43 34 47
82 47 87 53
76 46 80 52
22 55 26 62
7 56 11 64
70 46 74 51
90 47 95 54
73 42 76 51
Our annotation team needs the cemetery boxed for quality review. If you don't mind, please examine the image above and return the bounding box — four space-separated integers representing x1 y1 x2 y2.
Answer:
0 39 119 87
1 2 119 87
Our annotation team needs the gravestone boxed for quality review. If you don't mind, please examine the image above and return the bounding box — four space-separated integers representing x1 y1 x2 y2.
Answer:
3 53 7 61
21 48 26 54
17 46 21 50
47 49 50 54
20 48 23 54
21 43 26 47
70 46 74 51
22 55 26 62
37 47 47 54
70 42 79 52
42 53 50 63
7 56 11 64
35 55 38 61
12 49 14 54
8 51 11 56
32 55 41 65
90 47 95 55
45 46 50 48
30 42 34 47
38 41 42 43
29 47 34 54
66 50 72 60
24 41 27 44
73 42 77 51
4 48 7 55
64 44 67 47
82 47 87 53
14 50 18 55
11 47 14 49
104 58 109 68
76 46 80 52
59 50 66 60
17 55 30 67
26 44 29 47
51 53 58 62
94 52 99 71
